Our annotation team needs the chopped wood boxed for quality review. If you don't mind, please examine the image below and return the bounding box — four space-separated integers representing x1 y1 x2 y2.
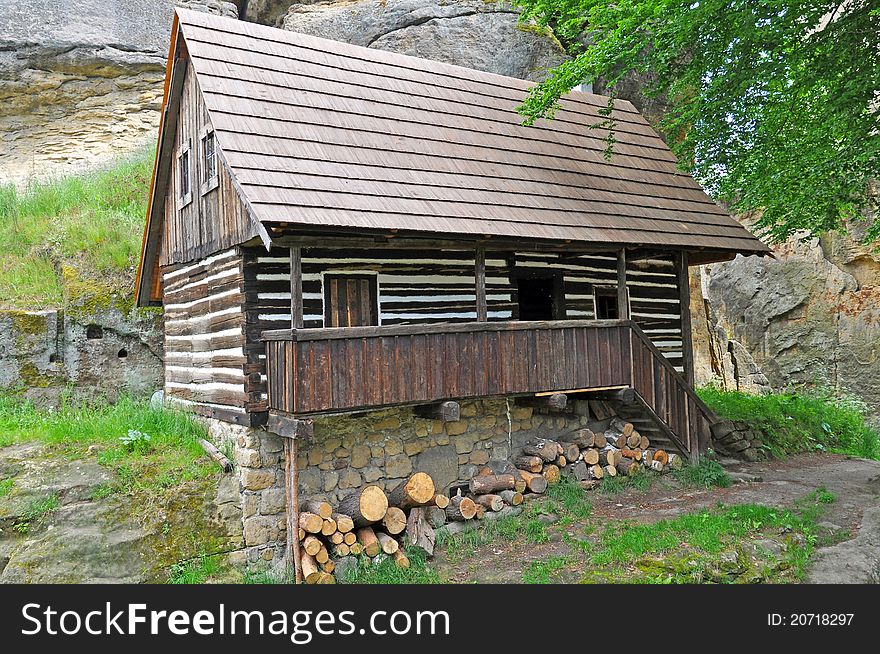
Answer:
604 465 618 477
333 543 350 557
376 531 400 555
301 535 323 557
299 512 323 534
432 493 450 509
473 494 504 512
513 477 527 493
626 432 642 448
518 470 548 494
589 400 612 420
582 448 600 465
322 561 335 574
523 439 561 462
301 500 332 520
600 447 621 467
300 552 321 584
321 518 337 536
445 495 477 521
343 532 357 546
338 485 388 527
653 450 670 466
348 542 363 556
639 435 651 450
387 472 435 509
647 460 665 473
426 505 448 528
197 439 233 472
560 442 581 462
605 430 627 448
542 464 561 484
562 429 594 449
393 549 410 569
413 400 460 422
579 480 601 491
469 474 516 495
570 461 590 481
405 507 436 556
517 393 567 411
498 490 523 506
330 531 344 545
298 528 306 542
332 513 355 534
356 526 381 557
315 546 330 565
556 455 567 467
514 455 543 473
593 432 608 448
612 418 635 438
382 506 407 535
590 464 605 480
666 453 683 470
473 504 486 519
616 457 641 476
621 448 642 460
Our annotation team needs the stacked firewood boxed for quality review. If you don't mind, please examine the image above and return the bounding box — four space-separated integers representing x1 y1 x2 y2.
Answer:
511 417 682 489
296 472 449 583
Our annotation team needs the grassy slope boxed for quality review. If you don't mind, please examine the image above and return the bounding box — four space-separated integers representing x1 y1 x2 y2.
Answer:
698 387 880 460
0 151 153 311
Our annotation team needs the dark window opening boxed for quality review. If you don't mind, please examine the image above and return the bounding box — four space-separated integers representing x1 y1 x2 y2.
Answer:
202 131 216 181
594 288 619 320
179 149 190 200
516 276 560 321
324 274 379 327
117 349 128 359
86 325 103 340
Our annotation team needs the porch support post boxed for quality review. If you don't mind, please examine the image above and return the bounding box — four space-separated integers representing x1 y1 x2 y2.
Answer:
616 248 629 320
475 245 487 322
290 245 303 329
675 251 695 388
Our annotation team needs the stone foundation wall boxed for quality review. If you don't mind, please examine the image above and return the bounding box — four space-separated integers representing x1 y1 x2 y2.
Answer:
204 398 593 564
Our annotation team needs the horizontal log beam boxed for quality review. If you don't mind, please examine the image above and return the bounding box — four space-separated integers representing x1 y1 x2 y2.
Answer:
515 393 568 411
267 411 314 441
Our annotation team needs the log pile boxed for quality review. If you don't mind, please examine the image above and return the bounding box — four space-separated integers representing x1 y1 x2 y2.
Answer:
295 473 450 583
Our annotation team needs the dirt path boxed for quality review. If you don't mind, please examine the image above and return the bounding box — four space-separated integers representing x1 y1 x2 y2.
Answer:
434 454 880 584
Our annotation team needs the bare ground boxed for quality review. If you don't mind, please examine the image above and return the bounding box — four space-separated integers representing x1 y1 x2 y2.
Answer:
433 454 880 584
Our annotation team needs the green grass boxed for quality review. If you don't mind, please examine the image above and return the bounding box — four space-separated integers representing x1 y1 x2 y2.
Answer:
698 387 880 460
169 553 223 584
522 555 571 584
0 151 152 310
673 457 732 489
12 492 60 534
586 489 832 583
0 392 214 495
343 548 441 584
0 478 13 498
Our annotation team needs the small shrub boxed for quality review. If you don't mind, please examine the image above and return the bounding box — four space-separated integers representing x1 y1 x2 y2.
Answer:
120 429 152 453
169 553 221 584
673 457 731 489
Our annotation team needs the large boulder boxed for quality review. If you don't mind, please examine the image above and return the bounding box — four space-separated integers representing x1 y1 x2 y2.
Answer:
0 0 236 186
281 0 567 82
696 228 880 413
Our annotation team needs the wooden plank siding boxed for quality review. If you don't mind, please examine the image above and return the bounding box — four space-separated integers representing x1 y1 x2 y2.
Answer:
160 63 258 268
162 247 264 425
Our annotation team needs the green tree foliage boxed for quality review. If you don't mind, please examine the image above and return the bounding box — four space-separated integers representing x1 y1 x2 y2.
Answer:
515 0 880 243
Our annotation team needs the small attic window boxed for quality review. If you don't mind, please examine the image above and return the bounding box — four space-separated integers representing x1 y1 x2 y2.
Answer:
200 127 219 195
178 143 192 209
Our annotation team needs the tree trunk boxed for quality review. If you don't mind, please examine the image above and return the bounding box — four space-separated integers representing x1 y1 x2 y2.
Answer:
639 435 650 450
322 561 335 575
582 448 600 465
299 512 323 534
593 432 608 448
330 531 344 545
653 449 670 466
473 494 504 512
562 429 594 449
356 526 381 557
445 495 477 521
570 461 590 481
300 552 321 584
518 470 548 494
301 500 332 520
321 518 337 536
600 447 621 467
605 431 627 448
332 513 355 534
333 543 350 557
498 490 523 506
432 493 450 509
612 418 634 437
382 506 407 535
469 474 516 495
393 549 410 569
589 464 605 480
514 456 543 473
626 432 642 448
349 542 362 556
338 485 388 527
616 457 641 476
560 442 580 463
376 531 400 555
405 507 436 556
343 532 357 546
315 545 329 565
473 504 486 520
387 472 436 509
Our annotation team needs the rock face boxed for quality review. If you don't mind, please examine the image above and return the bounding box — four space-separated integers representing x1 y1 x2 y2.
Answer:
0 0 236 186
281 0 567 82
0 307 163 404
694 229 880 413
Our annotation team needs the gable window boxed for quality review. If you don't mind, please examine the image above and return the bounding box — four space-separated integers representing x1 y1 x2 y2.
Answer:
201 127 218 194
594 286 627 320
324 274 379 327
178 143 192 209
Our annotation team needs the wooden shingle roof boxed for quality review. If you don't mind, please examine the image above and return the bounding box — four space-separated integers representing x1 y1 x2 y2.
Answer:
136 9 769 303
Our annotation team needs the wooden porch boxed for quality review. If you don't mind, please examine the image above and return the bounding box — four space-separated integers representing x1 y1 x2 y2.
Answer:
262 319 716 458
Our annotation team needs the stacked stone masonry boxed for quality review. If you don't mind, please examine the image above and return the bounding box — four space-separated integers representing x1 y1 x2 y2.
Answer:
205 398 593 564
